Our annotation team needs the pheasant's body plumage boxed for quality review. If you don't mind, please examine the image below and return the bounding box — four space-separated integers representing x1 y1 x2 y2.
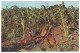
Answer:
47 34 56 47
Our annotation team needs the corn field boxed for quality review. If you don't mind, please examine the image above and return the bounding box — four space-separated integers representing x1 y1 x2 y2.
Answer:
1 2 79 52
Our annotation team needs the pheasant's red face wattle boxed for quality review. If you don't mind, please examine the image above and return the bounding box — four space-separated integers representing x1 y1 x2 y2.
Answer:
47 34 52 39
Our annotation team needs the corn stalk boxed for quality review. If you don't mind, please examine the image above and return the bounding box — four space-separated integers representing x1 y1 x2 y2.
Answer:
21 18 25 40
2 17 4 28
60 2 69 37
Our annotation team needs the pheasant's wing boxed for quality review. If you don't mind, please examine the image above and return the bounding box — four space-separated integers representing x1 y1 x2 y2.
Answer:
40 27 47 37
47 34 56 47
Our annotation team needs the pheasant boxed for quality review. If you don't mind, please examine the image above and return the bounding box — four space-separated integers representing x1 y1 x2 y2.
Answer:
18 26 56 49
18 31 32 45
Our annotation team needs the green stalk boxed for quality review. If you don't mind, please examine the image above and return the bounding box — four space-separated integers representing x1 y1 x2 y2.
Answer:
21 18 25 40
60 9 69 37
2 17 4 28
